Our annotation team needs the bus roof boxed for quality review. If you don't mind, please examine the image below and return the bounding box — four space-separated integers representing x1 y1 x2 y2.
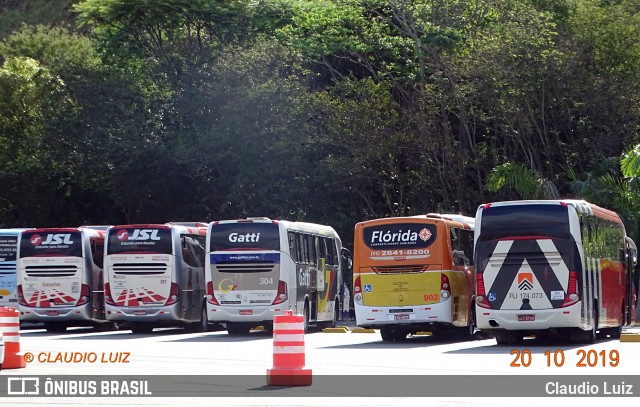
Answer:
478 200 623 225
356 214 475 230
167 222 209 228
108 223 207 236
22 227 105 238
0 228 33 235
210 218 339 237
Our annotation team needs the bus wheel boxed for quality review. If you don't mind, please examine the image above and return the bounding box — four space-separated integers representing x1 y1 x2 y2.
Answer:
130 322 153 334
44 322 67 333
380 329 394 342
303 303 310 334
186 305 208 333
611 305 625 339
467 306 476 339
495 332 522 345
584 306 598 344
393 329 408 342
227 322 250 335
331 302 339 328
94 322 118 332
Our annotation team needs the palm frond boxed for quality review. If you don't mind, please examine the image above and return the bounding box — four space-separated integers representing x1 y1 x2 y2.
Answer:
621 145 640 177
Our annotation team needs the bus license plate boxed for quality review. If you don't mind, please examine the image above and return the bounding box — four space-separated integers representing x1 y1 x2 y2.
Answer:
239 310 253 316
134 310 147 316
46 310 59 316
517 314 535 321
393 314 410 321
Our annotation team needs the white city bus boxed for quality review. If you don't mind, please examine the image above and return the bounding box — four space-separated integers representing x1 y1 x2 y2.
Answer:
205 218 350 334
103 223 208 333
0 229 31 308
474 200 637 344
16 226 111 332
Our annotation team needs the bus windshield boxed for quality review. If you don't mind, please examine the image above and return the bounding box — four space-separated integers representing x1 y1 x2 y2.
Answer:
209 223 280 251
107 227 173 255
20 231 83 258
478 204 571 242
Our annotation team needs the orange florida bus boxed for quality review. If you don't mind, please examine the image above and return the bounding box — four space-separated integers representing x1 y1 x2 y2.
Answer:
103 223 207 333
353 214 476 342
474 200 638 345
16 226 110 332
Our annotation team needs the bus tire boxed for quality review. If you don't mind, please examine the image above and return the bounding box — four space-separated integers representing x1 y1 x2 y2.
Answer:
456 306 476 340
611 304 625 339
44 322 67 333
227 322 250 336
94 322 118 332
303 302 310 334
495 332 522 345
186 304 208 333
130 322 153 334
331 301 339 328
584 305 598 344
393 329 407 342
380 329 394 342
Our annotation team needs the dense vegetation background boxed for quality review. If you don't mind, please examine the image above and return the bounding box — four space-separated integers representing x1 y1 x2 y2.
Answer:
1 0 640 246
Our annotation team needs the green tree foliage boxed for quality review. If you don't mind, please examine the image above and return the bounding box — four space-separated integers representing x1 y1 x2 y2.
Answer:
0 0 639 245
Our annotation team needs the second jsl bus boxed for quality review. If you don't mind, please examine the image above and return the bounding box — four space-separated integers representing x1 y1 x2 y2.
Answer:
16 226 111 332
0 229 32 308
474 200 638 345
103 223 207 333
205 218 350 335
352 214 476 342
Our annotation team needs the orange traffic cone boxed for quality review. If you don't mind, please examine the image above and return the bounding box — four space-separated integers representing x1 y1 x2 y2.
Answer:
0 307 26 369
266 310 312 386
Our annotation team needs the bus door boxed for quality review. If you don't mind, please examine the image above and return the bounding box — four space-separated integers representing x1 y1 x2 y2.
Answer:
106 226 174 308
0 233 19 306
208 222 282 309
18 230 86 310
358 222 442 309
475 204 579 313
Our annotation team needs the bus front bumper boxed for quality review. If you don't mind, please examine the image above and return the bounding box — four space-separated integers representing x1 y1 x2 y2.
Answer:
354 298 452 328
475 302 582 331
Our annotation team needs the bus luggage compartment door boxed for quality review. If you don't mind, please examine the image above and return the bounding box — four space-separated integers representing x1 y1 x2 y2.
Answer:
360 268 442 307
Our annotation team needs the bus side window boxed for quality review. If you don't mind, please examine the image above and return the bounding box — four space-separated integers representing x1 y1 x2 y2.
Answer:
91 239 104 269
308 235 317 265
191 235 206 266
451 228 472 266
327 238 337 266
288 232 298 263
301 234 309 264
318 236 326 263
181 237 201 268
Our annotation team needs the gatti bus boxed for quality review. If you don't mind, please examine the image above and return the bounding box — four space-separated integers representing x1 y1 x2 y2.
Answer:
103 223 207 333
352 214 476 341
16 227 111 332
474 200 638 345
0 229 30 308
205 218 349 335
